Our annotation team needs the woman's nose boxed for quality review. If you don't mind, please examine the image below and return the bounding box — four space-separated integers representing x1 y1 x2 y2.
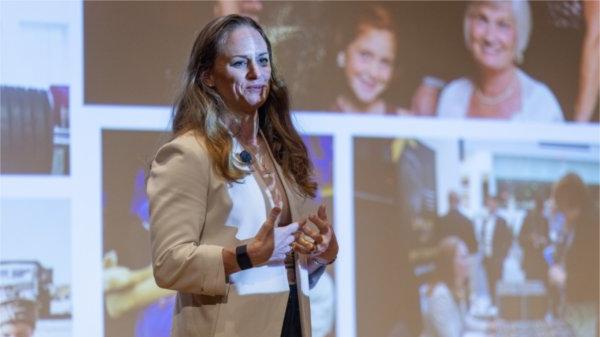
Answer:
247 61 260 79
362 60 379 79
482 24 497 44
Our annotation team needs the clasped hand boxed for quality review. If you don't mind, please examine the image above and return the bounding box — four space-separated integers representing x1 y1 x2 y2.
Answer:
247 205 338 266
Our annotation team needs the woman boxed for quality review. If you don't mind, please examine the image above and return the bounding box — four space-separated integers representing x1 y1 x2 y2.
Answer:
518 195 549 282
147 15 338 337
421 236 493 337
437 0 564 122
546 173 598 330
331 5 409 115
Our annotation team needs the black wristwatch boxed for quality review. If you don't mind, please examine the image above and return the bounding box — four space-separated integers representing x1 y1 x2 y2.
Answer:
236 244 253 270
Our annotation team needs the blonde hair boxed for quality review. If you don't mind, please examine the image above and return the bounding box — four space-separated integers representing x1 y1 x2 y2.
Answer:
463 0 532 64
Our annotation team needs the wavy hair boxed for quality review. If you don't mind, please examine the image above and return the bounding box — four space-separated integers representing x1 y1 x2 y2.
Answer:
171 14 316 198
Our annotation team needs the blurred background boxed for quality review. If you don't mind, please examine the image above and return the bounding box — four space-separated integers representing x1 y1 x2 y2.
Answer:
1 1 598 337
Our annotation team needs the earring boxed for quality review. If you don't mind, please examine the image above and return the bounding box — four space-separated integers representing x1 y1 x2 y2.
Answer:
337 52 346 68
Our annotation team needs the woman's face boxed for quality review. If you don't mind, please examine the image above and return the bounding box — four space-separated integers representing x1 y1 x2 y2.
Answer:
342 27 396 104
467 3 517 72
454 242 470 284
207 26 271 115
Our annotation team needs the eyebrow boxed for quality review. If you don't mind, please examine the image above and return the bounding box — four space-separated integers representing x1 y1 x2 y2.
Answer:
230 52 269 58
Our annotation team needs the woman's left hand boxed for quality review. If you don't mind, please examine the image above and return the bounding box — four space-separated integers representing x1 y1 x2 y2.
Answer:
292 204 338 264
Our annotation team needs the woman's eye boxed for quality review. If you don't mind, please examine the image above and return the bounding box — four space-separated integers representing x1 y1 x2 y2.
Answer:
498 20 511 29
475 14 487 24
232 60 246 68
359 50 373 61
259 57 269 66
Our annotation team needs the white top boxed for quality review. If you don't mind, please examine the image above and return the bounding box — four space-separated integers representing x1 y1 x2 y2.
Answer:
421 283 489 337
436 69 564 122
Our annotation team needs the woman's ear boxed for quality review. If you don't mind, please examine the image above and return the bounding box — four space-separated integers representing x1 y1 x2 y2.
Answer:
336 51 346 68
200 71 215 87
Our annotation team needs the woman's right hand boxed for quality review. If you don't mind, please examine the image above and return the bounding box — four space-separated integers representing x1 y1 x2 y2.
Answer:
247 207 297 265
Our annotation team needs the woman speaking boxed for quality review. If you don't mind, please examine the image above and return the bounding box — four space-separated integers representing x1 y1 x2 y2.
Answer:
147 15 338 337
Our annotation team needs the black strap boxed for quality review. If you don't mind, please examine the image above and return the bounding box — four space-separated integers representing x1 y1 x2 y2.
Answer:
280 284 302 337
236 244 253 270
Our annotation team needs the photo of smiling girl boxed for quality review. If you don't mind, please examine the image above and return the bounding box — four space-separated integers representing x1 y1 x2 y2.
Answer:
330 5 410 115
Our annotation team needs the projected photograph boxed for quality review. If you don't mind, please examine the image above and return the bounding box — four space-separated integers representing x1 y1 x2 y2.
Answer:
102 130 171 337
102 130 335 337
354 137 599 337
311 1 598 122
0 85 70 175
85 1 598 122
1 1 72 175
0 199 72 337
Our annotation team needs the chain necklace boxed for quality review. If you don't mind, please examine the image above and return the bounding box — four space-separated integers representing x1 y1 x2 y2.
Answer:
475 74 517 106
474 77 516 106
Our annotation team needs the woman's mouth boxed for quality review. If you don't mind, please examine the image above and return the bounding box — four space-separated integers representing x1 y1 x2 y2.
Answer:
476 41 505 57
246 85 266 93
357 77 379 93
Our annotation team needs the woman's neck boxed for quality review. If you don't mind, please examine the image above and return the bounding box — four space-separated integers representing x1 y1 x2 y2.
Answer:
475 66 517 96
222 111 259 146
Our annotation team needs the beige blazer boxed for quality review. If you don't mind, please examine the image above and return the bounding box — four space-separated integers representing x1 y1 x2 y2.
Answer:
147 130 318 337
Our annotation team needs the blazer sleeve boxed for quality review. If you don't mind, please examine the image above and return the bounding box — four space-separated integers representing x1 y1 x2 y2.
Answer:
147 136 227 296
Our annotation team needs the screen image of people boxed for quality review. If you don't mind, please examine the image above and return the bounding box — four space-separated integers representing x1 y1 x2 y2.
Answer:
85 1 599 122
354 137 598 337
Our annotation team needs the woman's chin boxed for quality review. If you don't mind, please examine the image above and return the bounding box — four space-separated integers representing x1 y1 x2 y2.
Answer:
474 58 514 73
241 99 268 112
354 93 381 107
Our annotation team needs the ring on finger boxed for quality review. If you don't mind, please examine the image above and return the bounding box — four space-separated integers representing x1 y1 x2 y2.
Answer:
297 236 315 252
298 234 313 246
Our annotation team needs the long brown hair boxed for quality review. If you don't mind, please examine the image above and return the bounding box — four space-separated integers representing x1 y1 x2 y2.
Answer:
428 236 466 296
172 14 316 198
